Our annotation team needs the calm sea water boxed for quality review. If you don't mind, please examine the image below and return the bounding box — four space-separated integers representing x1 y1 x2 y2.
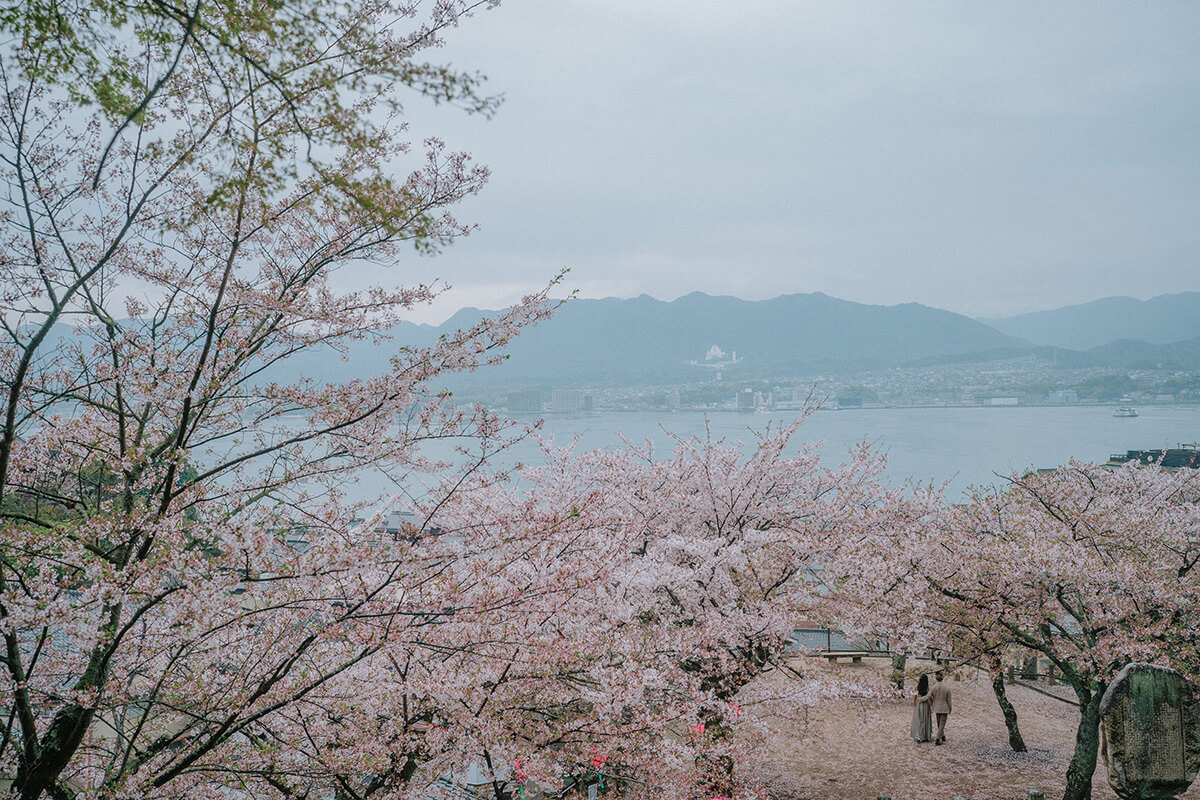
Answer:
437 404 1200 498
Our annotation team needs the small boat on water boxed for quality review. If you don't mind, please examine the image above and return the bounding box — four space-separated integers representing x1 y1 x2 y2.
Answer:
1113 406 1138 418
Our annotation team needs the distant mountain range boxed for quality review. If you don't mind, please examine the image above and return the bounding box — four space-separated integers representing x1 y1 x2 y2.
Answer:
980 292 1200 351
360 292 1027 389
278 290 1197 390
1033 337 1200 371
486 292 1028 383
58 291 1200 391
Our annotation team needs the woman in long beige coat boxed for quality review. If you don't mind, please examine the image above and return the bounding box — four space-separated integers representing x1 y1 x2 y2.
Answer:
911 673 932 743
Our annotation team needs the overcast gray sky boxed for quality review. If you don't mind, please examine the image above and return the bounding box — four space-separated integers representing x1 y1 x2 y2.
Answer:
394 0 1200 323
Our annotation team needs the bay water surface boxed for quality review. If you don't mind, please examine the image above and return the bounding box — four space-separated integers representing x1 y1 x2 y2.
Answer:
460 404 1200 498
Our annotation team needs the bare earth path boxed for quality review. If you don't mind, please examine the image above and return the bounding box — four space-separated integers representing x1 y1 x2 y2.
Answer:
746 657 1200 800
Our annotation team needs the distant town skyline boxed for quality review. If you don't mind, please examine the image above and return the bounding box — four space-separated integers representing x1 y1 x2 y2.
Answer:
367 1 1200 324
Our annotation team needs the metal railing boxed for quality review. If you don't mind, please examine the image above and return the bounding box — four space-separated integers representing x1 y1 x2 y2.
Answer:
787 627 890 655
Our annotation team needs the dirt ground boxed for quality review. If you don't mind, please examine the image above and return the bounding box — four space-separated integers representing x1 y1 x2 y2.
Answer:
745 656 1200 800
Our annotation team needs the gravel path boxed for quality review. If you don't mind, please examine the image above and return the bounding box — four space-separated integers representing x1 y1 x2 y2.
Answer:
744 657 1200 800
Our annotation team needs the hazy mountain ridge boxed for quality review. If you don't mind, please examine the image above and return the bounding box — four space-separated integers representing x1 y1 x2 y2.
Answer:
46 292 1200 391
260 291 1200 389
1031 336 1200 371
378 292 1030 387
980 292 1200 351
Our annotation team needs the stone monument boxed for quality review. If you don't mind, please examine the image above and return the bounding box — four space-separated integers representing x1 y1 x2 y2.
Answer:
1099 663 1200 800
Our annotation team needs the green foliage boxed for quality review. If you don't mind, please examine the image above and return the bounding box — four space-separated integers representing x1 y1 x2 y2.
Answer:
0 0 503 241
1071 373 1136 400
840 385 879 403
1 0 498 116
678 386 733 406
1159 373 1200 394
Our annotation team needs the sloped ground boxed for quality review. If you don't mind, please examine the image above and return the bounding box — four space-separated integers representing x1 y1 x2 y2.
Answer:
746 657 1200 800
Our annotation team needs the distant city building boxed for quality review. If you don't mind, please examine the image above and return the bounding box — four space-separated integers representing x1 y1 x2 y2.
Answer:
982 396 1020 407
1047 389 1079 404
736 389 755 410
551 389 584 412
506 389 542 413
666 390 680 410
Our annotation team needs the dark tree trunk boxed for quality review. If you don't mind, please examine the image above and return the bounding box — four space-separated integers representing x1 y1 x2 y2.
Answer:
1062 684 1104 800
15 605 120 800
16 703 95 800
891 652 907 691
482 750 514 800
990 658 1027 752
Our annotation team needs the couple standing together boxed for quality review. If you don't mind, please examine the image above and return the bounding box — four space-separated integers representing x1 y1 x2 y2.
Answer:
911 670 951 745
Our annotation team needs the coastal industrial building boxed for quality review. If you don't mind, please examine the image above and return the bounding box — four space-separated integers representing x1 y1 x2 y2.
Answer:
550 389 593 412
506 389 542 413
1107 444 1200 470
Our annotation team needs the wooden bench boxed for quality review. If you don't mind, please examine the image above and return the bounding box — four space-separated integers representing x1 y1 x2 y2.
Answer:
819 651 868 664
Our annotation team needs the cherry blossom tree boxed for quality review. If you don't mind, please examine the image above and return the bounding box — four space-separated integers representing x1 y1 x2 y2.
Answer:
439 422 900 799
0 2 581 798
817 478 941 670
0 1 910 797
26 1 1192 798
831 459 1200 797
914 463 1200 800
